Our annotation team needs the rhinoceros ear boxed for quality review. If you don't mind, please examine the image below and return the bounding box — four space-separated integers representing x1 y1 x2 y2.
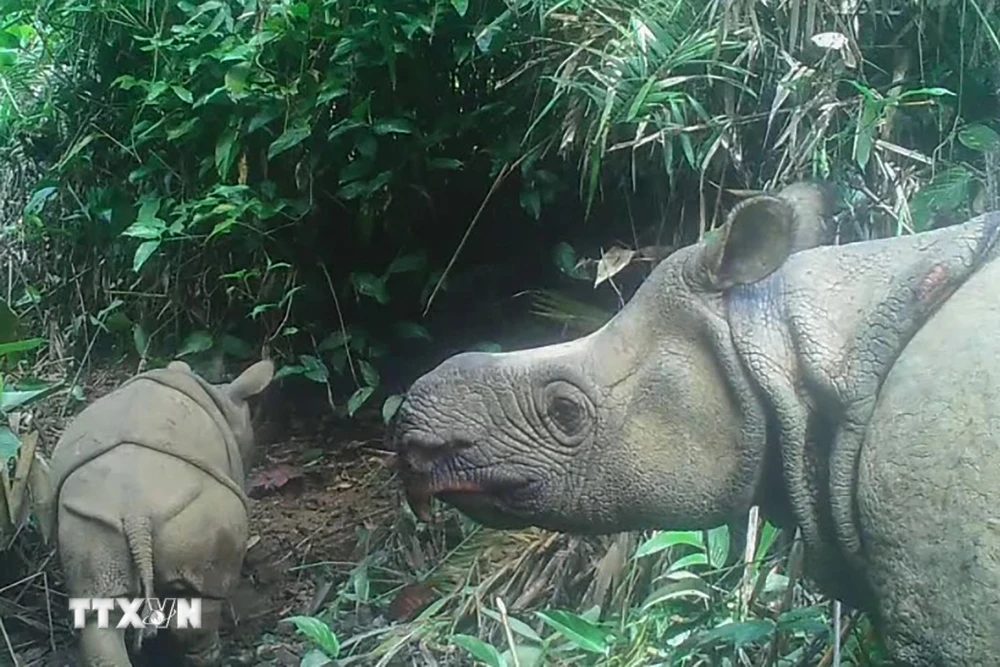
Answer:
227 359 275 403
166 360 193 373
699 195 796 291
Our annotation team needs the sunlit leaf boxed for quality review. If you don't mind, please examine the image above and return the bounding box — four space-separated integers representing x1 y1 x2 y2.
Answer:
535 609 610 655
283 616 340 658
451 634 505 667
177 331 213 357
347 386 374 416
634 530 704 558
381 394 404 424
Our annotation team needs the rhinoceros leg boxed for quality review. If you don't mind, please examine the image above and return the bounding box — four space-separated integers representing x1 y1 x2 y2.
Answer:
170 598 224 666
155 482 246 665
78 624 131 667
857 261 1000 666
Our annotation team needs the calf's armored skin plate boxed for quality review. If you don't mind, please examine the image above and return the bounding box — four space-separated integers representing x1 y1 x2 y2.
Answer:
39 359 275 667
389 181 1000 666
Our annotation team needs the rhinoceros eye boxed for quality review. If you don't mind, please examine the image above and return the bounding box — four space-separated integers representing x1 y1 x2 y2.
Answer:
540 380 594 445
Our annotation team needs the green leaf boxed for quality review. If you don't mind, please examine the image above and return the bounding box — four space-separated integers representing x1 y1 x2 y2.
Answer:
386 253 426 274
0 338 45 357
318 330 352 351
358 360 379 387
347 386 374 416
299 355 329 383
177 331 213 357
171 85 193 103
299 649 333 667
634 530 704 559
481 607 543 643
123 198 166 240
372 118 413 135
706 524 730 568
393 321 431 340
693 619 776 650
428 157 464 171
958 124 1000 153
133 240 161 273
641 572 712 610
381 394 404 424
283 616 340 658
909 166 973 232
2 385 59 413
215 126 238 179
450 634 505 667
0 426 19 463
854 95 881 170
221 335 254 360
133 324 150 357
268 123 312 160
535 610 610 655
520 188 542 220
350 273 389 304
449 0 469 17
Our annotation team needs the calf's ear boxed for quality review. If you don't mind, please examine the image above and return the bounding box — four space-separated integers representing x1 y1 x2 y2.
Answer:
228 359 276 402
697 195 797 291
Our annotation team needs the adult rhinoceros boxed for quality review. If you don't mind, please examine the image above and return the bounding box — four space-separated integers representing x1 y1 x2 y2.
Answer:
389 181 1000 666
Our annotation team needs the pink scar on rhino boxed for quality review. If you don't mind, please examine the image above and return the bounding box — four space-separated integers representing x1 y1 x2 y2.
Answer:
916 263 950 303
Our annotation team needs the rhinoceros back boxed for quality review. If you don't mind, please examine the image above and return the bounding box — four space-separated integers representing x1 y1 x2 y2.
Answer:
856 254 1000 664
50 368 249 511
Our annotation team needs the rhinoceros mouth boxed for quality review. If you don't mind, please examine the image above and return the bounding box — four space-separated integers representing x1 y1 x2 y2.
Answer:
395 446 538 526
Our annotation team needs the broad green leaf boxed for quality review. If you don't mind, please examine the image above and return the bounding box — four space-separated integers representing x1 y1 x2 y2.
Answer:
450 0 469 17
133 240 161 273
372 118 413 135
283 616 340 658
958 124 1000 153
123 198 166 240
2 385 59 412
177 331 213 357
171 85 193 103
318 330 352 351
520 188 541 220
299 649 333 667
221 335 254 360
0 426 19 463
133 324 149 356
215 126 238 179
268 123 312 160
428 157 464 170
381 394 404 424
854 95 881 170
535 609 610 655
777 604 829 636
666 552 709 573
347 386 374 416
641 572 712 610
0 338 45 357
393 321 431 340
909 166 973 232
350 272 389 304
358 360 379 387
386 253 426 274
634 530 704 558
480 607 543 644
450 634 505 667
693 619 776 650
706 524 730 568
298 355 329 383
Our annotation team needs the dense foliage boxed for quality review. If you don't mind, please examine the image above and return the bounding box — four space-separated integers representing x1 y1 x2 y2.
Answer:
2 0 999 664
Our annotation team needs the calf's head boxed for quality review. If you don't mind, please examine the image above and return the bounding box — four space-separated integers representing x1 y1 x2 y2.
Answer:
390 182 833 534
166 357 275 463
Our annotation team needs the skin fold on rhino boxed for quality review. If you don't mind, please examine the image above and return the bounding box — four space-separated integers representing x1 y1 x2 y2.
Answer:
41 359 274 667
389 181 1000 666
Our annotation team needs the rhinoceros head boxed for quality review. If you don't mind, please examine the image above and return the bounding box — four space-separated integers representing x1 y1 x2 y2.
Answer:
166 357 275 464
390 182 834 534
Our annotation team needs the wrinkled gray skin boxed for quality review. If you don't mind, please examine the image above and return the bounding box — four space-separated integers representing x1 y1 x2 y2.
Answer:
391 181 1000 666
44 359 274 667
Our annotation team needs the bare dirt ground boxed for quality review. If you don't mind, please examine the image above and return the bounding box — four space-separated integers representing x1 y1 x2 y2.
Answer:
4 363 403 667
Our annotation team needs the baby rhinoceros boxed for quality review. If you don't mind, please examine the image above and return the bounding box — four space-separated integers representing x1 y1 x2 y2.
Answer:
47 359 274 666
